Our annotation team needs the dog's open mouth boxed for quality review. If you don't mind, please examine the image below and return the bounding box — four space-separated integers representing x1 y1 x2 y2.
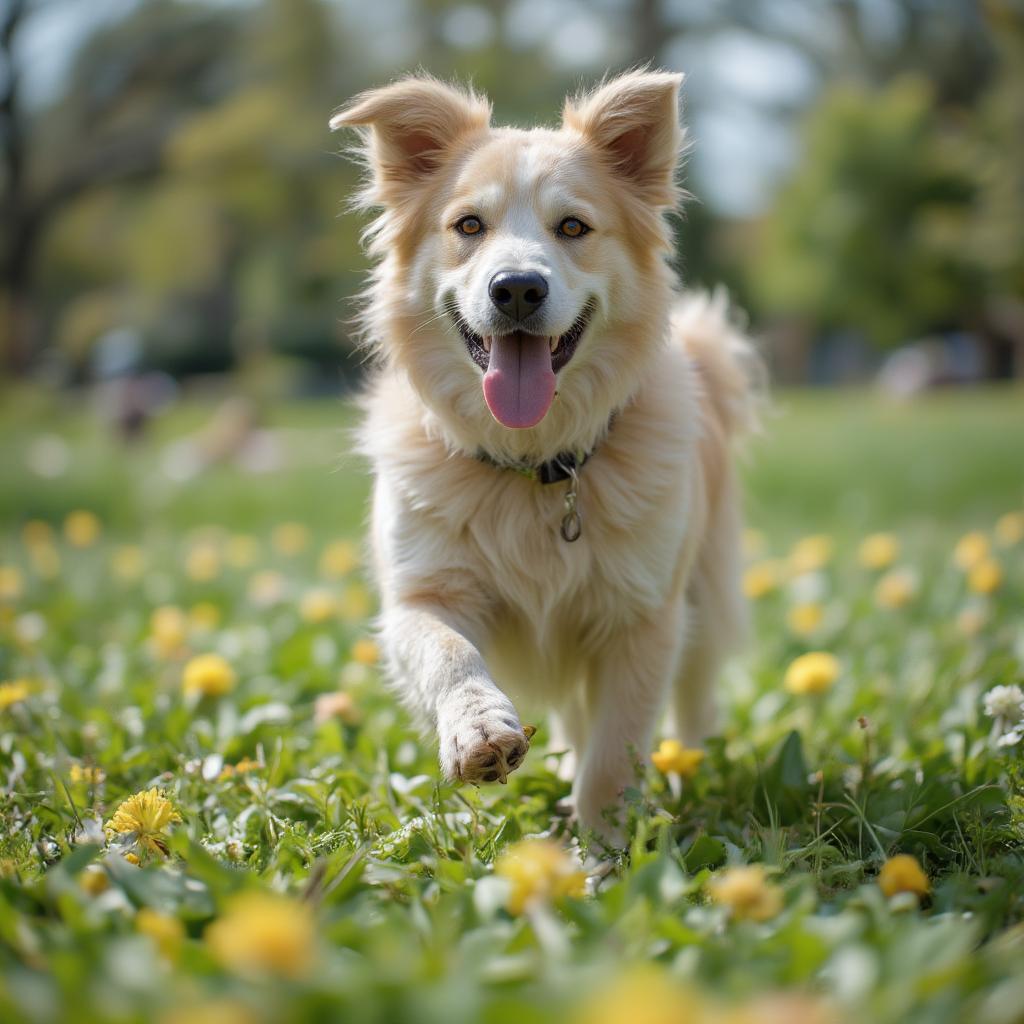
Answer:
449 300 595 429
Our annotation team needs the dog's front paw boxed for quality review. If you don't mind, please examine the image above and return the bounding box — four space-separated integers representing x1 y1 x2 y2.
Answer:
438 695 532 785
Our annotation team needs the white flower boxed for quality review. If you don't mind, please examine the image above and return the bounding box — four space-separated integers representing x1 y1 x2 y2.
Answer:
983 685 1024 723
996 728 1022 748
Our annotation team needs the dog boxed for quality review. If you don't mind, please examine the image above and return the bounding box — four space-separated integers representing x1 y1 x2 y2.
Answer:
331 70 759 841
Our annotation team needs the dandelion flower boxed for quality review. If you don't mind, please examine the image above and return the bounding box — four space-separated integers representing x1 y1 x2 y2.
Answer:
136 908 185 960
743 560 782 600
79 865 110 896
206 891 315 979
0 679 31 711
350 638 379 666
150 606 188 658
104 788 181 858
789 535 833 574
877 854 929 899
183 653 236 698
272 522 309 556
575 965 706 1024
995 511 1024 548
784 652 840 695
858 533 899 570
218 757 263 782
968 558 1002 594
787 602 824 636
708 864 784 921
64 510 101 547
983 685 1024 724
874 568 917 609
70 763 105 786
319 540 358 578
494 838 586 915
953 531 989 571
185 544 221 582
651 739 705 778
248 570 285 607
0 566 23 602
299 588 336 624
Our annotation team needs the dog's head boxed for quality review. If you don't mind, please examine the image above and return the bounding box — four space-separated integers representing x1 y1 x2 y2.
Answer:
332 70 685 456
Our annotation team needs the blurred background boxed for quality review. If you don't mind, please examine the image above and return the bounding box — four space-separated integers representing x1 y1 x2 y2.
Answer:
4 0 1024 389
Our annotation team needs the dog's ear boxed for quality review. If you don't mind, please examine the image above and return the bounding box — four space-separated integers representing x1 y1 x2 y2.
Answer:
563 70 684 207
330 77 491 202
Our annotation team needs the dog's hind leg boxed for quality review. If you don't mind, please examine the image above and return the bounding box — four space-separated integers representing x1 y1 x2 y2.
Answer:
671 477 747 746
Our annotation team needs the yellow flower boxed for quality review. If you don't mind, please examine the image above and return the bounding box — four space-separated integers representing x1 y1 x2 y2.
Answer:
150 606 188 658
69 763 105 786
651 739 705 778
124 852 141 866
183 653 236 698
319 540 358 578
22 520 54 548
789 535 833 574
858 532 899 570
874 568 917 609
351 638 379 666
784 652 840 695
708 864 784 922
226 534 261 569
877 854 929 900
314 690 359 725
953 531 989 571
0 566 23 602
574 965 707 1024
104 788 182 857
185 543 221 583
494 838 586 915
0 679 31 711
80 865 110 896
742 560 783 600
968 558 1002 595
136 908 185 960
206 892 316 979
995 511 1024 548
299 588 336 624
787 602 824 636
218 757 263 782
189 602 222 631
111 545 145 582
272 522 309 556
64 510 101 547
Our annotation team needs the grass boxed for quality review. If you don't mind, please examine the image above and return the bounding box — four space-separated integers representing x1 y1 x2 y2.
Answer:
0 385 1023 1024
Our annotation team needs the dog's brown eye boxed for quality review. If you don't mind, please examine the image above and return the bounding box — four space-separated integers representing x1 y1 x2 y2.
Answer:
557 217 589 238
455 216 483 236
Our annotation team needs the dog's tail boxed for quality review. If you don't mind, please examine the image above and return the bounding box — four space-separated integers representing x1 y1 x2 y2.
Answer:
672 287 765 440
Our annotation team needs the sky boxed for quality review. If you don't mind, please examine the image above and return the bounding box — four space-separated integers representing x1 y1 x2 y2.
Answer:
15 0 817 216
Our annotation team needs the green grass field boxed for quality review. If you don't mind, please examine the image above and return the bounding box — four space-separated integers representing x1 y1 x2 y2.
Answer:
1 387 1023 1024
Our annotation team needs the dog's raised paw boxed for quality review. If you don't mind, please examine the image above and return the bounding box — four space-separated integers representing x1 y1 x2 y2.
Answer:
440 708 532 785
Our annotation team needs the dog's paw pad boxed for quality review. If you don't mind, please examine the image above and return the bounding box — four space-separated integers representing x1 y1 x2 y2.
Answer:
443 715 532 785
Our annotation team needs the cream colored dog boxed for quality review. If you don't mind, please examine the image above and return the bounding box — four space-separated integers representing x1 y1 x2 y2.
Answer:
331 70 759 840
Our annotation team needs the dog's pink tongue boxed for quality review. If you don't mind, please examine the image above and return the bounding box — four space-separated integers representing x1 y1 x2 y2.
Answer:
482 332 555 429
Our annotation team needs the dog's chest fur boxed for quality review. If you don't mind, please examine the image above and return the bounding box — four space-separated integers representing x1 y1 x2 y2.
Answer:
363 344 709 696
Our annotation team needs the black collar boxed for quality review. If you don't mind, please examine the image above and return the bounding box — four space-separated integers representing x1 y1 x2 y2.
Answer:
474 446 590 485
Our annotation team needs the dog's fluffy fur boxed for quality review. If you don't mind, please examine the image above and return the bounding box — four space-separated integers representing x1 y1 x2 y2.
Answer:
331 70 760 839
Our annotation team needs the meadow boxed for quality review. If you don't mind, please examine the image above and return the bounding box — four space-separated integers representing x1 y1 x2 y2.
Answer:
1 387 1023 1024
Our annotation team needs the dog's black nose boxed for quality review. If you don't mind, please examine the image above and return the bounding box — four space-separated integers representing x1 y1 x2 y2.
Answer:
488 270 548 322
